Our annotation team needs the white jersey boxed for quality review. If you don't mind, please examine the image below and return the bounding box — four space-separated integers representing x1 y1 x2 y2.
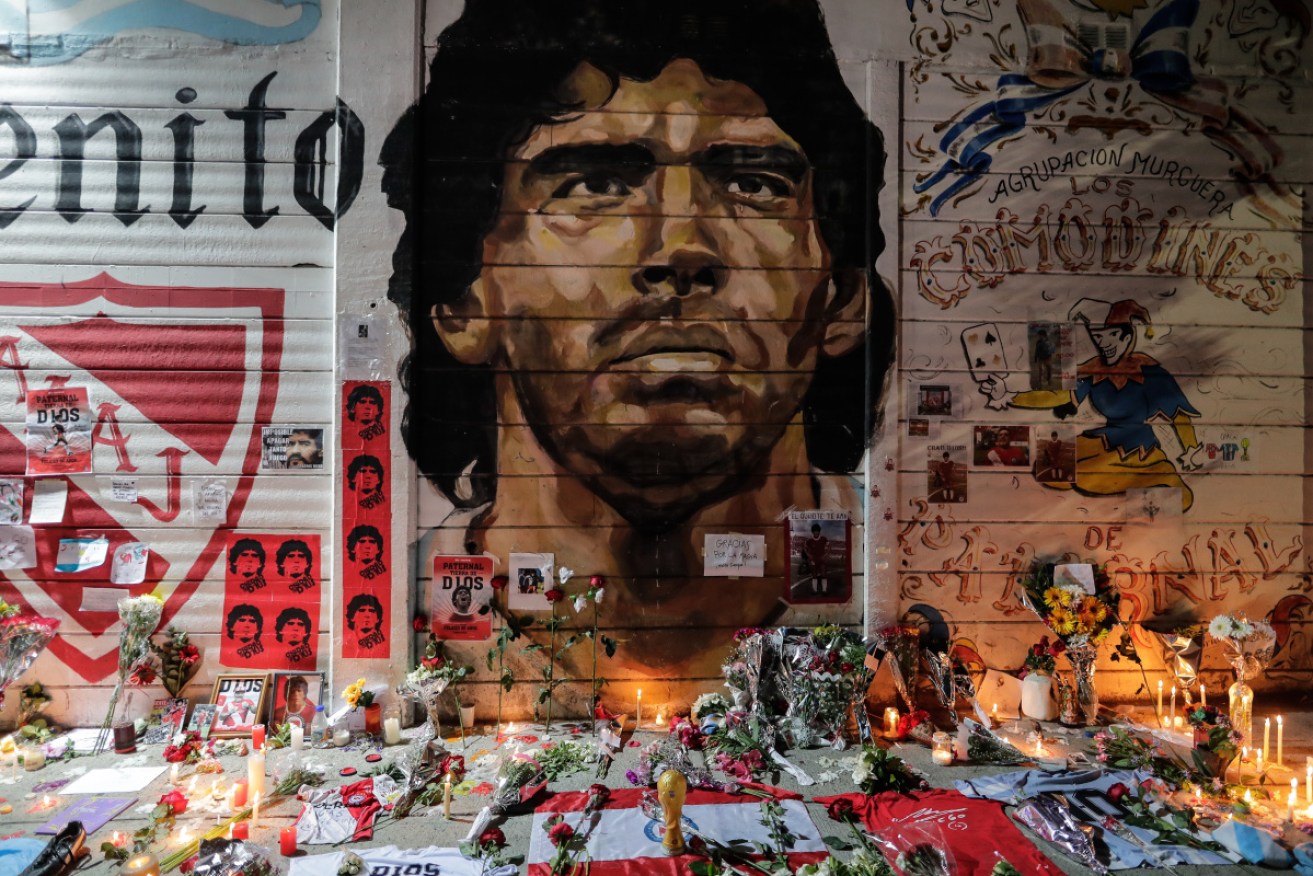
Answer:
289 846 516 876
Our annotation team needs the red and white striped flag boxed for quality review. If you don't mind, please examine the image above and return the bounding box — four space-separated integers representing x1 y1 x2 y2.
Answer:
528 787 827 875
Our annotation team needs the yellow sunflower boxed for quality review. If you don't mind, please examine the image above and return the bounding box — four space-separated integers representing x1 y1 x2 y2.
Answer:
1043 586 1069 608
1048 607 1077 636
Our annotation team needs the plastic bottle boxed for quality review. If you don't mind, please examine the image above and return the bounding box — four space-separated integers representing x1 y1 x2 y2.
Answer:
310 704 329 748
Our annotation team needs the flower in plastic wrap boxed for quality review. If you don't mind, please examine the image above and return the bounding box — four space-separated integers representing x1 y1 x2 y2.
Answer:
961 718 1026 765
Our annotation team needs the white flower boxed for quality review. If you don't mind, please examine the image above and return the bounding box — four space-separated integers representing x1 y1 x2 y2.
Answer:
573 596 588 614
593 587 604 604
1208 616 1234 640
558 566 574 585
691 692 729 720
1232 619 1253 639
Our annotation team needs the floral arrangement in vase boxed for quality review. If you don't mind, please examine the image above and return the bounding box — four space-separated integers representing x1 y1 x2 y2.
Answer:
1019 636 1065 678
1207 613 1274 749
1186 704 1241 779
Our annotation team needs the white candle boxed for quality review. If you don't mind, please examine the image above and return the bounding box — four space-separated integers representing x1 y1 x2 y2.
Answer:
883 707 899 735
170 763 180 785
1257 747 1264 775
247 749 265 801
289 722 304 751
1242 747 1249 778
252 792 260 829
1292 778 1299 806
1170 686 1176 728
1264 718 1271 765
383 716 401 745
1277 715 1284 766
333 727 351 747
442 772 452 818
1306 764 1311 804
1289 789 1296 822
1200 684 1206 709
1156 680 1164 726
636 689 642 728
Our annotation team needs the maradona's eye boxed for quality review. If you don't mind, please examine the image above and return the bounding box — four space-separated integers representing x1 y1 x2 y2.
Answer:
723 173 794 198
551 174 632 199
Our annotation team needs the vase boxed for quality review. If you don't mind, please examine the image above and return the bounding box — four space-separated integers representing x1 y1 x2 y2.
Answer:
1020 673 1055 721
364 703 382 736
1227 652 1263 750
459 704 475 733
1064 643 1099 725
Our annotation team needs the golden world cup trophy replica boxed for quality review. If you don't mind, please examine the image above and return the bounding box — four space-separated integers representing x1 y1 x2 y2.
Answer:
657 768 688 856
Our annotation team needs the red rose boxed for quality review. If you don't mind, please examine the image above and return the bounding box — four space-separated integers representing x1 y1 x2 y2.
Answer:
545 588 564 603
479 827 506 847
178 856 197 875
159 789 188 815
1050 639 1066 655
1107 782 1129 802
178 645 201 665
548 822 575 846
491 575 508 591
587 783 610 806
412 615 428 632
590 574 605 587
826 798 856 821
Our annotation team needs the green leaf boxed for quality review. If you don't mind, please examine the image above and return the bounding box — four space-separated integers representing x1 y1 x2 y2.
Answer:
523 643 545 654
822 835 854 851
602 635 618 658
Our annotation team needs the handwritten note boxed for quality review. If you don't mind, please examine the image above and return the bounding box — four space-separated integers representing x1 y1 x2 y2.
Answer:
704 533 765 577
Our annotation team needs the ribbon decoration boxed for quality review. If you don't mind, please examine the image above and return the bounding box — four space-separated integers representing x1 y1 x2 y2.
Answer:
915 0 1286 219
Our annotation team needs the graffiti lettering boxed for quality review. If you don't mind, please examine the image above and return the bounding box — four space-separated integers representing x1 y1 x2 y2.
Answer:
928 525 997 604
90 403 138 473
0 337 31 403
0 74 364 232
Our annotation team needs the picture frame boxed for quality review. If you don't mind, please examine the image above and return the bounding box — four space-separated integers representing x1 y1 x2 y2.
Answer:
208 673 270 738
186 704 218 739
269 671 324 733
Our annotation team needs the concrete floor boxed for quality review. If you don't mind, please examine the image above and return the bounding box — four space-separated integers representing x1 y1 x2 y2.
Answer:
6 712 1310 876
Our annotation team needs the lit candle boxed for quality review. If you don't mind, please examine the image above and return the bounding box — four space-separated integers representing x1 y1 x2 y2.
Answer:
251 724 265 749
170 763 180 785
654 709 666 729
111 832 127 848
991 703 998 725
1157 680 1164 727
252 792 260 829
333 726 351 747
1277 715 1284 767
883 707 899 736
1292 778 1299 806
178 826 191 847
1306 763 1311 804
230 821 249 840
636 689 642 728
1289 789 1296 822
122 853 161 876
1242 747 1249 778
248 749 265 801
1200 684 1206 709
1170 686 1176 728
279 825 297 857
289 722 304 752
1244 789 1253 804
1257 748 1264 776
442 772 453 819
1264 718 1271 765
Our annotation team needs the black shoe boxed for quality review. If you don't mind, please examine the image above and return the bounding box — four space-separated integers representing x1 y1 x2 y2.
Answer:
19 821 87 876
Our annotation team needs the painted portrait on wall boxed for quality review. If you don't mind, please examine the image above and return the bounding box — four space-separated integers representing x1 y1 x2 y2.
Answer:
383 0 895 692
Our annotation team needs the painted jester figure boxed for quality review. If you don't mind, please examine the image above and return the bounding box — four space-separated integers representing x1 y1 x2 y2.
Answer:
387 0 894 679
983 298 1203 510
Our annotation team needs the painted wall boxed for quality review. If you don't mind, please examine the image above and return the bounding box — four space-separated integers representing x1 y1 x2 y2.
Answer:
0 0 1308 727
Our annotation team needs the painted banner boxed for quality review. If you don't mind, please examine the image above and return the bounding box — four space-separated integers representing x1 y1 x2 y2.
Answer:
341 381 391 658
431 554 493 641
25 388 93 475
221 533 321 670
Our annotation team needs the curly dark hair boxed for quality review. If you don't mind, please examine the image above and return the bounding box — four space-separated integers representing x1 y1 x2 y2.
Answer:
346 384 385 421
346 593 384 629
225 604 263 638
346 454 384 491
346 524 383 561
275 606 313 642
275 539 313 575
227 538 265 573
382 0 894 510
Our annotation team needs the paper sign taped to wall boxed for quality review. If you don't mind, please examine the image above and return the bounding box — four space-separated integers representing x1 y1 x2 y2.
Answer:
508 552 554 611
704 534 765 577
0 479 21 524
194 480 228 522
55 536 109 572
0 526 37 570
111 477 138 503
79 588 124 613
110 542 149 584
25 387 93 476
29 478 67 524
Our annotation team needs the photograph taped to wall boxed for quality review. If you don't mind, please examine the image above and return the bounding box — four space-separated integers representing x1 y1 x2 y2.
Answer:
928 445 968 504
915 383 954 418
785 511 851 604
1032 426 1077 484
432 554 494 640
269 671 323 733
25 387 92 476
1027 322 1072 391
209 674 269 737
260 426 324 471
508 552 554 611
0 480 21 525
972 425 1031 469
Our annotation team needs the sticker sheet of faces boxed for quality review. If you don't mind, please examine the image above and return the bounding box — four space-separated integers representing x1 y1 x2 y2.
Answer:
221 533 321 670
341 380 391 658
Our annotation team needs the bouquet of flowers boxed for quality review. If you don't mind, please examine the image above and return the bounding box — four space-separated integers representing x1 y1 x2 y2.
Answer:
463 751 547 844
146 627 202 697
691 692 731 732
398 633 471 738
1207 613 1275 681
895 710 935 746
961 718 1025 765
777 625 874 747
1186 704 1241 778
721 627 772 712
846 743 928 794
870 624 921 715
1020 636 1065 678
342 677 374 710
0 602 60 707
95 593 162 753
628 734 734 791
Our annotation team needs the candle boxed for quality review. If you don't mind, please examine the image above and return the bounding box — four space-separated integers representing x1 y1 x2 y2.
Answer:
1244 789 1253 804
883 707 899 736
252 792 260 829
279 826 297 857
1156 680 1164 727
654 709 666 729
1264 718 1271 766
233 779 248 808
383 716 401 746
1200 684 1206 709
289 722 304 752
1277 715 1284 766
442 772 453 819
188 775 198 795
1257 748 1264 776
123 854 161 876
22 746 44 771
1169 686 1176 728
1289 789 1296 822
113 722 137 754
991 703 998 723
252 724 266 748
170 763 180 785
111 832 128 848
333 726 351 747
1292 778 1299 806
636 689 642 728
1242 747 1249 779
230 821 249 840
931 731 953 766
1173 716 1183 730
1306 764 1311 805
248 749 265 801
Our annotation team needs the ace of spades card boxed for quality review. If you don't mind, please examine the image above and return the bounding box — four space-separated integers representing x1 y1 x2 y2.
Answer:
961 323 1009 410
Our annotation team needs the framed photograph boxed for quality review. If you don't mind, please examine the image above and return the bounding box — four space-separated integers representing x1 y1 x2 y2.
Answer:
143 697 189 744
208 673 270 737
269 671 324 733
784 511 852 605
186 704 219 739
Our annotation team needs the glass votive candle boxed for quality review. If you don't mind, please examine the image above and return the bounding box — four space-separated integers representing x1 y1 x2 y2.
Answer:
883 707 900 736
123 854 161 876
21 744 45 771
932 731 954 766
382 705 402 746
113 722 137 754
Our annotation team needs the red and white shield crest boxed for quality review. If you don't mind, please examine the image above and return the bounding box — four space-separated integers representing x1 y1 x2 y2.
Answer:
0 273 283 681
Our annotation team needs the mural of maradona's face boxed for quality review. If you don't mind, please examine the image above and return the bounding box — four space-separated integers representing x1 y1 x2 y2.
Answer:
450 59 861 523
